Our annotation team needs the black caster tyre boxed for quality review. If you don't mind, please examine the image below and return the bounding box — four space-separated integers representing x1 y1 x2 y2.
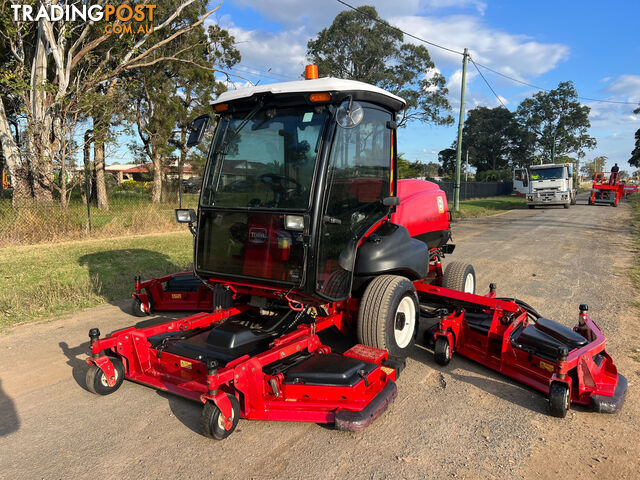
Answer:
442 261 476 294
549 382 570 418
200 394 240 440
131 297 149 317
358 275 419 359
434 337 452 366
86 357 125 395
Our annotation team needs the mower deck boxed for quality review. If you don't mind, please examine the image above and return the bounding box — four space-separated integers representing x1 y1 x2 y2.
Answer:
86 305 398 438
417 283 627 416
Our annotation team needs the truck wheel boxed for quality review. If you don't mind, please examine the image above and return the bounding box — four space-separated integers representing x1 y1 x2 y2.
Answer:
200 394 240 440
131 297 150 317
549 382 570 418
86 357 125 395
434 337 451 366
528 205 535 209
358 275 419 359
443 261 476 294
563 203 569 209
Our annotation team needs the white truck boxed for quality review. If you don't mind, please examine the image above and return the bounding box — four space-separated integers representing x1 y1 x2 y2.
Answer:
513 163 577 209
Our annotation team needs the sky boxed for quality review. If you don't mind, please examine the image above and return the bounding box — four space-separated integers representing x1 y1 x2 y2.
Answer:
114 0 640 173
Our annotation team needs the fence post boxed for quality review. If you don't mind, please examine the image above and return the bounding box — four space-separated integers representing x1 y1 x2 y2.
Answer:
84 129 93 233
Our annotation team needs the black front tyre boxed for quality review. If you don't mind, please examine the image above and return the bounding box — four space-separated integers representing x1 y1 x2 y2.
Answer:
86 357 125 395
200 394 240 440
434 337 452 366
131 297 149 317
549 382 570 418
358 275 419 359
442 261 476 294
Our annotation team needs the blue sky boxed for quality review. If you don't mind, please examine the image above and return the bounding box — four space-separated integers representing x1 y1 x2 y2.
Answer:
114 0 640 173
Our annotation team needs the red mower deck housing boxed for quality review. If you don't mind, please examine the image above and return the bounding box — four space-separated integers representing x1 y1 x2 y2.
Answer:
422 284 627 417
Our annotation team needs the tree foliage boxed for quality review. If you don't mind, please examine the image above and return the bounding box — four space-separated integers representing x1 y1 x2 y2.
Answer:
306 5 452 126
630 105 640 168
516 81 596 162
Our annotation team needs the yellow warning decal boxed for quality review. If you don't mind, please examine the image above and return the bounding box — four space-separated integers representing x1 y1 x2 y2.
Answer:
437 196 445 214
380 366 395 376
171 293 182 299
539 361 554 373
180 360 192 369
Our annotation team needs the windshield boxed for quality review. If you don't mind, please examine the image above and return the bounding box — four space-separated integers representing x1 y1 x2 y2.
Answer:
530 167 565 180
201 107 328 209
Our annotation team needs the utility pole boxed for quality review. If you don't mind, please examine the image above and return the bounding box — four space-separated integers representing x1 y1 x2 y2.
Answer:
454 48 469 212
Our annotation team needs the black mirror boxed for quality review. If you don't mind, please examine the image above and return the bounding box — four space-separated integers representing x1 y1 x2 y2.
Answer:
175 208 197 224
186 115 211 148
383 196 401 206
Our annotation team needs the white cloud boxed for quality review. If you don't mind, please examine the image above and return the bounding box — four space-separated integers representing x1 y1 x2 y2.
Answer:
604 74 640 101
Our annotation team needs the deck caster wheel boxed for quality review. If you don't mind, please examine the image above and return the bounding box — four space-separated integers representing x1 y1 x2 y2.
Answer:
549 382 570 418
86 357 125 395
434 337 452 366
358 275 418 359
131 297 149 317
200 394 240 440
443 261 476 294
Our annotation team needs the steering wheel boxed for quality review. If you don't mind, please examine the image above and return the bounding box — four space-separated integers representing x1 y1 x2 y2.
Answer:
259 173 302 195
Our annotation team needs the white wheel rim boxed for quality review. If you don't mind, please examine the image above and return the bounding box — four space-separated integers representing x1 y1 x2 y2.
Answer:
394 296 416 349
99 365 118 387
464 273 475 293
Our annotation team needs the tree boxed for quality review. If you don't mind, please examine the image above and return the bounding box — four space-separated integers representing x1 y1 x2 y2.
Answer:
515 81 596 163
127 23 240 203
438 148 457 175
630 105 640 168
581 155 607 178
0 0 221 205
307 5 452 126
460 106 535 172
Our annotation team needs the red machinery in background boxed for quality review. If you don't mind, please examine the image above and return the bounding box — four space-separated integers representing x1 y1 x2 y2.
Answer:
589 172 625 207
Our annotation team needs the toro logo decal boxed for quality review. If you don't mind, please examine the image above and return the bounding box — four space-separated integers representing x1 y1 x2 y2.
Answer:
437 196 445 214
249 228 268 244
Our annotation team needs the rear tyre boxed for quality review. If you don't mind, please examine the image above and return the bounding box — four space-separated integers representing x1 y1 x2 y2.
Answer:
86 357 125 395
358 275 419 359
442 261 476 294
131 297 149 317
200 394 240 440
434 337 451 366
549 382 570 418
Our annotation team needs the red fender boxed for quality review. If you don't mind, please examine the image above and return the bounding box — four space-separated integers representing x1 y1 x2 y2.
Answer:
86 355 117 387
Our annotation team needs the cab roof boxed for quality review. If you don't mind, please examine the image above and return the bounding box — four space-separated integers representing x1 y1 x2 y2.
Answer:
212 77 406 112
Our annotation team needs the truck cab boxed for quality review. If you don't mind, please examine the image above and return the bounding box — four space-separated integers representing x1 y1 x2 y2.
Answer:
525 163 576 209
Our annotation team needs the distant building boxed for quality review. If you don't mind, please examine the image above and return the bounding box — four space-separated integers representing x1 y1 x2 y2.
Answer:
105 163 195 184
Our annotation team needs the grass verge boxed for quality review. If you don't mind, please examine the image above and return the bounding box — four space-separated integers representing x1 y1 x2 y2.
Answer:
0 231 192 330
453 195 527 220
630 194 640 290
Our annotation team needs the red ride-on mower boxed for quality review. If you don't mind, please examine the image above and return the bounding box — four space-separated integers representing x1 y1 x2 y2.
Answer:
420 283 627 417
589 172 625 207
85 69 475 438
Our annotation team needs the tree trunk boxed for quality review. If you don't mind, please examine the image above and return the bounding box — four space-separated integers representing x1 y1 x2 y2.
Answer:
94 140 109 210
152 153 162 203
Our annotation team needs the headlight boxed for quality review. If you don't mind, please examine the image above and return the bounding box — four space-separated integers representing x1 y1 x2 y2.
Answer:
285 215 305 231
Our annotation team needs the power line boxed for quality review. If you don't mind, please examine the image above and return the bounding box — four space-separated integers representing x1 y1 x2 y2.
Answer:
469 57 507 109
335 0 640 107
336 0 464 57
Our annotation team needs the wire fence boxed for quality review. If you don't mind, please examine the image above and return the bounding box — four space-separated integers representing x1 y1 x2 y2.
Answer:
0 182 198 248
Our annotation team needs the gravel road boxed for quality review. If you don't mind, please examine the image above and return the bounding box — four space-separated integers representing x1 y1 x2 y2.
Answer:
1 194 638 479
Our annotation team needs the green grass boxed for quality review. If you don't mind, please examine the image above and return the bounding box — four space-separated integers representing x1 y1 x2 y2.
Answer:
453 195 527 220
629 194 640 291
0 231 193 329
